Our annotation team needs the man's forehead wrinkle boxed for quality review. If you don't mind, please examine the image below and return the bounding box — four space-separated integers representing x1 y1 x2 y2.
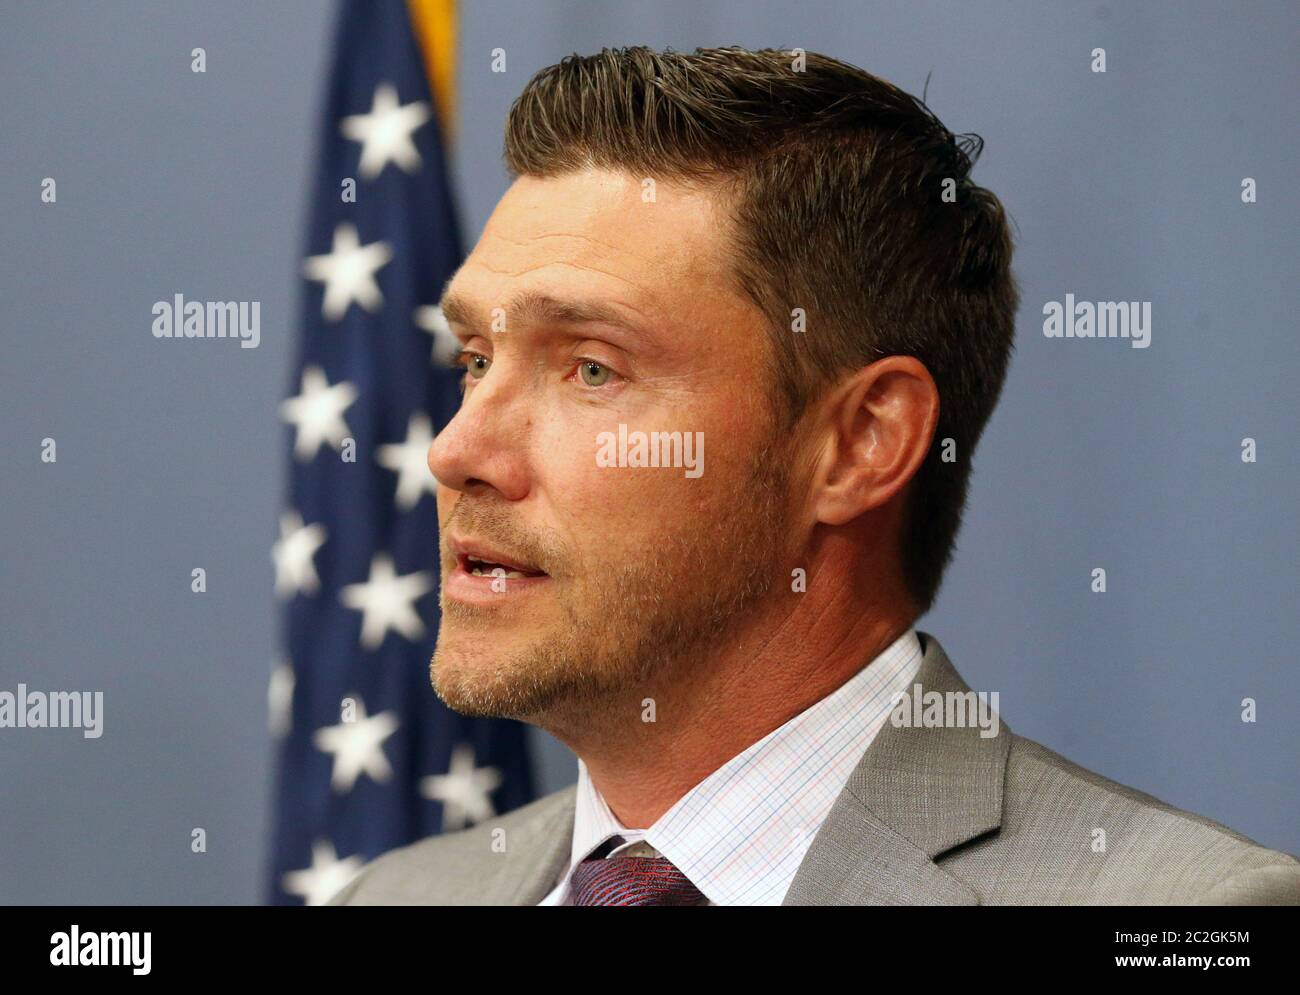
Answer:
455 258 659 312
477 227 671 283
482 227 651 258
515 291 659 333
439 270 664 339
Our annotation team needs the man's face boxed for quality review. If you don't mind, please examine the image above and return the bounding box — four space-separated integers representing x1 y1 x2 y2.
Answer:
428 168 795 724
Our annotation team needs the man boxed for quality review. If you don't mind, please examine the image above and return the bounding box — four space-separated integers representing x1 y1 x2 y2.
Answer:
328 46 1300 905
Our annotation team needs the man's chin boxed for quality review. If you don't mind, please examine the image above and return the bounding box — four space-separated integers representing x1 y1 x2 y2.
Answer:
429 632 566 721
430 645 512 719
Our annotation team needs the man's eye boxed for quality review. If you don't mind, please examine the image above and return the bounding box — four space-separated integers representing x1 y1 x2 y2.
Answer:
458 351 491 380
578 360 611 387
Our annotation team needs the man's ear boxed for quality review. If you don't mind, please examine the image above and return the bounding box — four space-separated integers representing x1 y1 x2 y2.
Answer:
811 356 939 527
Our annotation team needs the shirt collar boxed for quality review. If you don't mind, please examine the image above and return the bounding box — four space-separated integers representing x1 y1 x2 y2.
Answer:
561 627 923 905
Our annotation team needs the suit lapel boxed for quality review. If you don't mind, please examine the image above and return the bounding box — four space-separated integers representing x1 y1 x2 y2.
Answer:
469 785 576 905
783 632 1010 905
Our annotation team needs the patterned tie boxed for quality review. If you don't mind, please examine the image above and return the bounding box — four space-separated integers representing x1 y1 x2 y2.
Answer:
569 847 707 906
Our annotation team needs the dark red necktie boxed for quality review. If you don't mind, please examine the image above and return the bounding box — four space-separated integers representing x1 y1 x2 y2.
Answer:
569 852 707 906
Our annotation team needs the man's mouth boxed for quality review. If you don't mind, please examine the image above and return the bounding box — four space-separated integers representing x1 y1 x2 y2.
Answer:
459 554 547 580
445 534 551 601
444 536 551 606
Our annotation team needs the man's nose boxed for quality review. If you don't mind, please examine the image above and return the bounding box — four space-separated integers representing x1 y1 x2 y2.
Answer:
426 378 530 501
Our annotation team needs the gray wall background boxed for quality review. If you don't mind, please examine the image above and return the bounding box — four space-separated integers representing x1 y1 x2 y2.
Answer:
1 0 1295 903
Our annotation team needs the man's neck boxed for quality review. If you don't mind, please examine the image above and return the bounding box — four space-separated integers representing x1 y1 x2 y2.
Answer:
540 547 914 829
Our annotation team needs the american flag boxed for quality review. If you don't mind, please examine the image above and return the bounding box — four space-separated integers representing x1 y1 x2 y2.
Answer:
266 0 534 906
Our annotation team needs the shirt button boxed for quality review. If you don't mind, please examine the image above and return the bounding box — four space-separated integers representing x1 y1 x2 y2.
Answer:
621 841 660 858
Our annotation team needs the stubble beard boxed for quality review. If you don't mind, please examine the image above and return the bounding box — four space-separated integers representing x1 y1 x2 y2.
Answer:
430 440 793 729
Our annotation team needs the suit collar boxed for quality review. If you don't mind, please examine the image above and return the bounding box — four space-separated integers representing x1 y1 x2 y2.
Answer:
782 631 1010 904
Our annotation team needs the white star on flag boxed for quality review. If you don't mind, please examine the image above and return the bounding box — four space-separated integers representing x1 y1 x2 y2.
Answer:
339 82 432 179
339 553 433 649
414 303 461 366
281 839 365 906
280 366 358 460
312 695 400 793
302 222 393 321
376 413 439 510
268 660 295 739
420 742 503 831
272 511 328 596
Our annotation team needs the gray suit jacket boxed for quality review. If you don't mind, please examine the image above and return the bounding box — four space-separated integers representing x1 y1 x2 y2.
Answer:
327 632 1300 905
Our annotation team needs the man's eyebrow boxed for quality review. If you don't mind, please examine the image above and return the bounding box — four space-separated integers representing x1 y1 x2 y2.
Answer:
438 288 654 341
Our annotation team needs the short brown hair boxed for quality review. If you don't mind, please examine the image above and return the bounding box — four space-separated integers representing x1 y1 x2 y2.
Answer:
503 46 1019 613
